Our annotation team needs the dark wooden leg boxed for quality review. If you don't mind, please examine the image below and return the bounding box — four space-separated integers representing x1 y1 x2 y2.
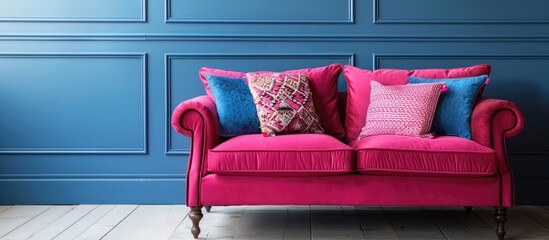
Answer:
465 206 473 213
495 207 508 240
190 207 203 239
205 206 212 213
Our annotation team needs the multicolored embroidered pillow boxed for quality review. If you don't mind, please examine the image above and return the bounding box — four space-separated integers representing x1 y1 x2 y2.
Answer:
358 81 445 139
246 72 324 137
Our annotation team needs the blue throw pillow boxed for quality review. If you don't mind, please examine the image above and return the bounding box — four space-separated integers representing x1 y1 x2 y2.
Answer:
206 75 260 137
408 75 488 139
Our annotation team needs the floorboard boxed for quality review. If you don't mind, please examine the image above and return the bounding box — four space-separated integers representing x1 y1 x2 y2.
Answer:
310 206 365 240
0 205 548 240
283 206 310 240
232 206 288 240
0 206 13 214
475 207 549 240
73 205 138 240
518 206 549 231
1 205 74 240
27 205 98 240
0 206 51 238
101 205 187 240
53 205 116 240
355 206 398 240
381 207 446 240
424 207 495 240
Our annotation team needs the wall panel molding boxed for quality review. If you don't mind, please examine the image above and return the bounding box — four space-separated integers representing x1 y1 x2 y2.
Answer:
373 0 549 24
373 54 549 69
165 0 354 23
4 34 549 42
165 53 355 155
0 53 148 154
0 0 146 22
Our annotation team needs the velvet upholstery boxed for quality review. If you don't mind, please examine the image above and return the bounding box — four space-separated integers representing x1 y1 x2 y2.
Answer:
354 135 497 177
200 174 501 206
172 93 524 209
171 96 220 206
208 134 354 176
470 97 525 206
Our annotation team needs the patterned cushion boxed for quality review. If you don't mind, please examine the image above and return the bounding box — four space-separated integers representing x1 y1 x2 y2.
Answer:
206 75 260 137
246 72 324 137
358 81 445 139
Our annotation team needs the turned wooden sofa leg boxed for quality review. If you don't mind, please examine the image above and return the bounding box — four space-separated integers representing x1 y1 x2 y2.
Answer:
464 206 472 213
205 206 212 213
190 207 203 239
495 207 508 240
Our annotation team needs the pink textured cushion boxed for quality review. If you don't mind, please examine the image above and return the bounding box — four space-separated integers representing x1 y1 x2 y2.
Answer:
354 135 497 177
208 134 355 176
358 81 444 139
247 73 324 137
199 64 344 137
343 64 491 142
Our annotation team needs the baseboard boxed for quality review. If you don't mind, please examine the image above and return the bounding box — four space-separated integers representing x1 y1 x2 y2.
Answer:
0 176 186 204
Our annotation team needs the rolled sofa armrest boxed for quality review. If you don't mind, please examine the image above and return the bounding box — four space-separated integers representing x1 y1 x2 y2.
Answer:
471 97 525 148
471 97 525 207
171 95 220 206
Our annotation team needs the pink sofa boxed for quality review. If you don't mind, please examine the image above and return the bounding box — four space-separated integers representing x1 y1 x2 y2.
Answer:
172 92 524 240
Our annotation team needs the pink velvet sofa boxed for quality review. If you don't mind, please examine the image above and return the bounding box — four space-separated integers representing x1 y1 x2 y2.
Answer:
172 91 524 239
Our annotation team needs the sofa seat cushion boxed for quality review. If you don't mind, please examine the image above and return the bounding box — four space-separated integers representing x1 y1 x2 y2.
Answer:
208 134 355 176
354 135 497 177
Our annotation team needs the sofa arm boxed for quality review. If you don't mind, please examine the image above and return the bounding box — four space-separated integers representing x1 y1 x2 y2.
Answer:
471 98 525 148
171 95 220 206
471 97 525 207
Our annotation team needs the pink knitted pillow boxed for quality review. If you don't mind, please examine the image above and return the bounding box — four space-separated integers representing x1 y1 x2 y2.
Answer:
358 81 445 139
247 72 324 137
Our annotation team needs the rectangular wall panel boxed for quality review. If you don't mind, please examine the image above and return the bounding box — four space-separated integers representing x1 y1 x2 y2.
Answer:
166 0 353 23
374 0 549 23
166 53 354 154
0 0 145 22
0 53 147 154
374 54 548 154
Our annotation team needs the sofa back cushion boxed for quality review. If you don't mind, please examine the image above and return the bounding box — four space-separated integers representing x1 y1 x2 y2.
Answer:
343 64 491 142
199 64 345 137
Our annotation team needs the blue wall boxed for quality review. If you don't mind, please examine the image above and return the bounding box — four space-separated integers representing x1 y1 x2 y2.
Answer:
0 0 548 204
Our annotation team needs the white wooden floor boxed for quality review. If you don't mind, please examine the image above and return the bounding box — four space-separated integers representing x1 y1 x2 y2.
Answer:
0 205 548 240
